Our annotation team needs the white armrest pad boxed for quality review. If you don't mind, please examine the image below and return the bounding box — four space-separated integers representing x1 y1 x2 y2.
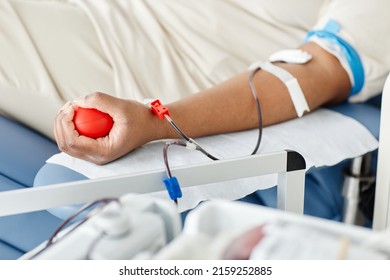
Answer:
47 109 378 212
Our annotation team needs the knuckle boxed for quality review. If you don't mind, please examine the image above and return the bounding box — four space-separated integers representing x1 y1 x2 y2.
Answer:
87 92 105 104
91 154 107 165
56 112 66 124
55 110 65 123
57 140 68 152
57 139 76 153
92 149 111 165
93 157 107 166
66 139 77 149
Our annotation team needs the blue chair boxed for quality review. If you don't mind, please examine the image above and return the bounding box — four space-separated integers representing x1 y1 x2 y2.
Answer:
0 116 63 259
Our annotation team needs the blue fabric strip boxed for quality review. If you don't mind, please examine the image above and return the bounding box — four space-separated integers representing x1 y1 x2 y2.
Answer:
305 19 364 96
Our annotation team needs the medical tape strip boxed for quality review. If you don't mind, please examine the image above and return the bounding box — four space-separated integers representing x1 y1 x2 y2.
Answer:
251 61 310 117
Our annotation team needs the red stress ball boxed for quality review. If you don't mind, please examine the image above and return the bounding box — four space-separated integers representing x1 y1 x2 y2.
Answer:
73 107 114 138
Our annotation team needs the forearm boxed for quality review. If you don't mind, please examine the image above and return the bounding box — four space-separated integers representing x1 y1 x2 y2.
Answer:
53 44 352 165
152 42 351 140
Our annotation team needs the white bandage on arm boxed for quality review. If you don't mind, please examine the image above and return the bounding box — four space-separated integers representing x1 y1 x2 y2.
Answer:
250 61 310 117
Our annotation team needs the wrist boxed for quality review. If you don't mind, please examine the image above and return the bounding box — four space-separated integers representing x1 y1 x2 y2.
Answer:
144 103 176 142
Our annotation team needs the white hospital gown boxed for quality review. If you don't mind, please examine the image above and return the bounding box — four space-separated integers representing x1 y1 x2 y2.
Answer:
0 0 389 137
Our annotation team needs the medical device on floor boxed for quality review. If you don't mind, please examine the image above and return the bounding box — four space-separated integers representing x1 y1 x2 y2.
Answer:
21 194 181 260
342 153 375 224
373 73 390 230
155 200 390 260
24 197 390 260
342 73 390 228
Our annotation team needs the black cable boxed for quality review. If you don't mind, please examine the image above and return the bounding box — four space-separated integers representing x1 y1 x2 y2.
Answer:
27 198 120 259
162 68 264 200
164 116 191 142
163 140 187 178
86 231 106 260
46 198 120 246
248 67 263 155
163 67 263 161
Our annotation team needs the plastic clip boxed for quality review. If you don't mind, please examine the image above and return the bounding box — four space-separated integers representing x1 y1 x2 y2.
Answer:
163 176 182 201
186 141 197 151
150 99 170 120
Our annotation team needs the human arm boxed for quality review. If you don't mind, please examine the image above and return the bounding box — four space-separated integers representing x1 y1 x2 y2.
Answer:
54 42 350 164
164 42 350 137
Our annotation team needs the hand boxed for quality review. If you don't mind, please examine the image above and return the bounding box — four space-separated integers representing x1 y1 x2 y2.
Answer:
54 92 160 164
